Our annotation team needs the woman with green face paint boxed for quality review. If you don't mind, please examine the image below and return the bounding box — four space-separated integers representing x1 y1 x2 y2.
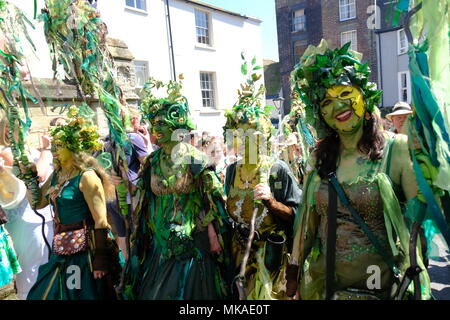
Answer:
286 40 432 300
123 77 232 300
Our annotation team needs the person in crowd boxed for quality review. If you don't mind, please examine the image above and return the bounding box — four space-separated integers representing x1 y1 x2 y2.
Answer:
278 133 303 186
25 106 120 300
201 136 227 183
129 107 155 154
0 112 53 300
0 172 21 289
124 77 231 300
223 68 301 300
386 101 413 134
49 117 67 127
286 40 431 300
105 105 151 261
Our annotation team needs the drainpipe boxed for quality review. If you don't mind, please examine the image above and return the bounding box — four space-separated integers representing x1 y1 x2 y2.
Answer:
165 0 176 80
377 31 384 108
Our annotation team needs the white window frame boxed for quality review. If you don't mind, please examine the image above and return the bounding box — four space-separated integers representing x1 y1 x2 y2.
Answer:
292 9 306 32
195 10 212 47
339 0 356 21
125 0 147 12
200 72 216 109
134 60 149 88
341 30 357 51
398 71 411 104
397 29 408 55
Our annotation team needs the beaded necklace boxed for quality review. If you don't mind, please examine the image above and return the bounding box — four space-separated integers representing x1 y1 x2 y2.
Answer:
47 168 76 203
230 162 270 231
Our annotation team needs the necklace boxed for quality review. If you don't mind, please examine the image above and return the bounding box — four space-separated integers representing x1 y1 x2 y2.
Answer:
48 168 76 202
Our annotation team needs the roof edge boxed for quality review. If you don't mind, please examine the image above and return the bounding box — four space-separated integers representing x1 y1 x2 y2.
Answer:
177 0 262 23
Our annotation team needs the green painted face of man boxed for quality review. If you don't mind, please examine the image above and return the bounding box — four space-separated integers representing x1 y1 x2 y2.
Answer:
152 115 174 145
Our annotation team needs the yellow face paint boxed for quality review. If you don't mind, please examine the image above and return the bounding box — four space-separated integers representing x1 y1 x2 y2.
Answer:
319 85 366 134
325 85 365 117
53 147 73 167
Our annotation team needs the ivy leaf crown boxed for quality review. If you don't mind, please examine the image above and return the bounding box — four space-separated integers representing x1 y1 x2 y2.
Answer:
291 39 382 138
140 74 195 131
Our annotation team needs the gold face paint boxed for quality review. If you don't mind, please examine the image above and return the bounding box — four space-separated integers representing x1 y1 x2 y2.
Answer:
325 85 365 117
53 147 73 167
320 85 366 134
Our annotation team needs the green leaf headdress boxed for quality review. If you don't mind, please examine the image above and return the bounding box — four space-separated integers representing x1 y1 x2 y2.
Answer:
50 104 103 153
291 39 382 138
223 53 274 138
140 75 195 131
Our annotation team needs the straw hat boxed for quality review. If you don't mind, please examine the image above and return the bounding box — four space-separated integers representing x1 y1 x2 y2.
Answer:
386 101 412 121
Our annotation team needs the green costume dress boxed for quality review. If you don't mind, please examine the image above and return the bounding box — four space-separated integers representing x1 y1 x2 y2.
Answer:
225 159 301 300
27 172 117 300
125 143 232 300
292 135 432 300
0 225 21 287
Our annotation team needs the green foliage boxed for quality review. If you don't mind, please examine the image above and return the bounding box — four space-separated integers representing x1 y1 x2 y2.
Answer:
50 104 103 153
140 75 195 131
223 54 274 137
241 62 248 75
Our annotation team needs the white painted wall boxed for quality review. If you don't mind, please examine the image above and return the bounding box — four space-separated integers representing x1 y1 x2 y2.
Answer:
98 0 264 136
378 30 410 108
9 0 264 137
97 0 173 82
166 0 264 136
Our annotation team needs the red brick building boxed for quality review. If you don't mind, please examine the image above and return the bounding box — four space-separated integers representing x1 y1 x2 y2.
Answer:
276 0 382 113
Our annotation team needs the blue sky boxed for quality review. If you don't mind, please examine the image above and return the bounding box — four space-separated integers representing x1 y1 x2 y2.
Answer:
201 0 279 62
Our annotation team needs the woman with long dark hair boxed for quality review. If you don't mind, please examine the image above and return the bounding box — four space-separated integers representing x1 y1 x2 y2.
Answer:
286 40 431 300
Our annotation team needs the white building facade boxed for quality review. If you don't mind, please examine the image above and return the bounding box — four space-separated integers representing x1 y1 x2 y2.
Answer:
376 26 411 109
12 0 265 138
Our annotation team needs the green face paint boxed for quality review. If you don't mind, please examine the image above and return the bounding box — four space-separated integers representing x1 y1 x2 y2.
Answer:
152 115 174 144
320 85 365 134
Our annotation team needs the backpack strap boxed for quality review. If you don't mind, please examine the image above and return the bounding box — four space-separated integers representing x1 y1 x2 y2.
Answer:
325 178 338 300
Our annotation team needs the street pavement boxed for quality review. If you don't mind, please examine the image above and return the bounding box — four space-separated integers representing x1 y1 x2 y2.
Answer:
429 236 450 300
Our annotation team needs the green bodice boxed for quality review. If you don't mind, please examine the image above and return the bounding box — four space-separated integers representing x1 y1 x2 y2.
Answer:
50 173 90 225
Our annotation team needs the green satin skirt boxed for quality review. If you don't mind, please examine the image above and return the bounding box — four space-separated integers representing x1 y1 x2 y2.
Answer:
26 248 116 300
137 230 227 300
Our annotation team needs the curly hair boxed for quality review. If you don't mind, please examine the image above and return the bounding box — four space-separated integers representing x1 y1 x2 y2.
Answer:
315 112 385 180
54 152 115 201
